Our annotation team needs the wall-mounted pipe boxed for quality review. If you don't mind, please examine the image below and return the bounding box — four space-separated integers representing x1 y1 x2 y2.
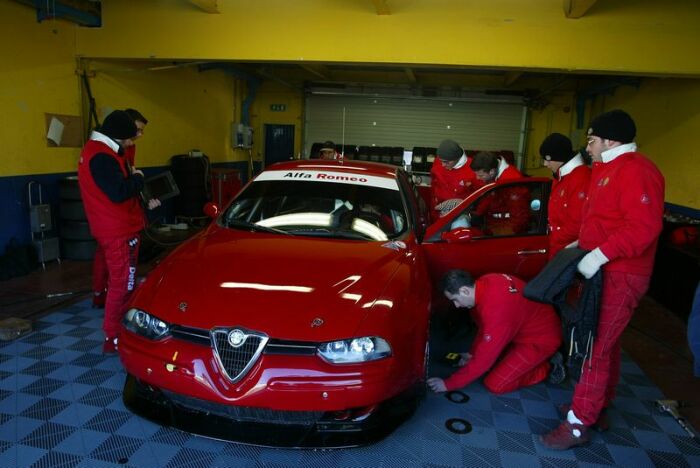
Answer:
199 63 261 126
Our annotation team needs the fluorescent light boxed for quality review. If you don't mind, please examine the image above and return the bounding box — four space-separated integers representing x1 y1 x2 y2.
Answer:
220 282 314 293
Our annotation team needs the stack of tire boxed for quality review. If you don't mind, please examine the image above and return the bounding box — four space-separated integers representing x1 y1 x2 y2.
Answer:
58 176 96 260
170 154 211 218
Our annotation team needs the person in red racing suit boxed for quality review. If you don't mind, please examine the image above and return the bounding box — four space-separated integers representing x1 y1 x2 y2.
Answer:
78 110 160 353
92 108 148 308
427 270 561 394
429 139 482 221
540 110 665 450
539 133 591 259
469 151 529 235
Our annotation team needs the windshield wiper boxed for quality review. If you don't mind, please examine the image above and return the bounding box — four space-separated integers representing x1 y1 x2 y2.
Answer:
226 219 291 235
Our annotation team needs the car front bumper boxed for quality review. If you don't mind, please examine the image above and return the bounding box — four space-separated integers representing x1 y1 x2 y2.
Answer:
123 373 422 448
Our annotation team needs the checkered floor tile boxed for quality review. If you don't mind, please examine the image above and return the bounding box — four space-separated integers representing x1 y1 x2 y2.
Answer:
0 300 698 467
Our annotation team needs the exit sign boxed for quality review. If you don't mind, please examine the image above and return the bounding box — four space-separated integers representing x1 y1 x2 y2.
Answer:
270 104 287 112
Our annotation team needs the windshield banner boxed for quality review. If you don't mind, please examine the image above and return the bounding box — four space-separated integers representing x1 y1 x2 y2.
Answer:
255 170 399 191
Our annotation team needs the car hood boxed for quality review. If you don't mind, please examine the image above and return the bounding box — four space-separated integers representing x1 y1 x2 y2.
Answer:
133 227 411 341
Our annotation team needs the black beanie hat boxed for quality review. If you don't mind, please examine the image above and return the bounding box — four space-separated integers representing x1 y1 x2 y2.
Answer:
437 139 464 161
588 109 636 143
99 110 137 140
539 133 575 163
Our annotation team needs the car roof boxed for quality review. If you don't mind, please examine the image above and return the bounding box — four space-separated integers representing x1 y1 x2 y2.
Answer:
264 159 399 179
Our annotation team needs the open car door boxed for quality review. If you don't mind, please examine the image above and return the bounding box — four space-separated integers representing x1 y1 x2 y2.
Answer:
421 178 552 284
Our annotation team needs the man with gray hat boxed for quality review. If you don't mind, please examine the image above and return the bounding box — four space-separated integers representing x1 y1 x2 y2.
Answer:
539 133 591 258
540 109 665 450
429 139 481 220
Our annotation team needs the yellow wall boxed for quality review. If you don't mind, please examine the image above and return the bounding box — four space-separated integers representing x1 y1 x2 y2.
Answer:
0 1 80 177
523 78 700 208
85 60 240 167
599 79 700 209
0 2 247 177
249 82 304 163
525 92 578 176
75 0 700 77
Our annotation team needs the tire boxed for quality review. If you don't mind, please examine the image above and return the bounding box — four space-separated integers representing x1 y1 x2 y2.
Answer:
62 239 97 260
59 201 87 221
59 176 82 200
59 221 93 241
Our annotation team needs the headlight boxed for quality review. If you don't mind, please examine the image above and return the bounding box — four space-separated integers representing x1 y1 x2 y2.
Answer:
318 336 392 364
123 308 170 340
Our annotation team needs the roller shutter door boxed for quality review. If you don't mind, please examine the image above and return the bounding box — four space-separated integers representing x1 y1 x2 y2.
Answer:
304 94 526 162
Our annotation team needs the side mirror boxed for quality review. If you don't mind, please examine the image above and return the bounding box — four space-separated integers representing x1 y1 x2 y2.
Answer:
203 202 220 219
441 227 474 243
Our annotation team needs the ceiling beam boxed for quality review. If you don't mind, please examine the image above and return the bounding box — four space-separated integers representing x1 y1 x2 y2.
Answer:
189 0 220 14
371 0 391 15
256 67 297 89
503 71 524 87
404 67 417 83
300 64 331 80
563 0 598 18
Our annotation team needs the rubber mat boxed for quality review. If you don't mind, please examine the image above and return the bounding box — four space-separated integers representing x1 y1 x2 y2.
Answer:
0 300 698 467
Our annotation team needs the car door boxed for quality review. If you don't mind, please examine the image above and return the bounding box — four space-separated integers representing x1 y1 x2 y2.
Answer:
420 178 552 283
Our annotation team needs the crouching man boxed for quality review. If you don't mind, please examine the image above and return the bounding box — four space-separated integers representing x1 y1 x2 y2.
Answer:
428 270 562 394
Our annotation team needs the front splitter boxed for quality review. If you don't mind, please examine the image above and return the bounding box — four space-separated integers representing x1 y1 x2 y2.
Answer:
122 374 423 448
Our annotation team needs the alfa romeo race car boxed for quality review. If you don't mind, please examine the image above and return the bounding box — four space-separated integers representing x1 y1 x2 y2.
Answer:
119 159 551 447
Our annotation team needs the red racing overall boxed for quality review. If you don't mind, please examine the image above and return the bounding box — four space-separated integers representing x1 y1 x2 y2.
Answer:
571 145 664 426
472 162 529 235
78 135 145 341
548 156 591 258
429 156 482 220
93 143 139 304
444 274 562 393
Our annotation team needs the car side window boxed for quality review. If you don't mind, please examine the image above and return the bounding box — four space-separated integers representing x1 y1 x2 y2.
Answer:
448 182 548 238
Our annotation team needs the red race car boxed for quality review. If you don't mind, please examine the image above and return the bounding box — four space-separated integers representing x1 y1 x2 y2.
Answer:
119 160 551 447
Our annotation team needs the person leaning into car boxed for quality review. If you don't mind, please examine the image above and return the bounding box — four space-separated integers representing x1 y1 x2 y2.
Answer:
429 139 481 220
427 269 561 395
539 133 591 259
469 151 529 235
77 110 160 354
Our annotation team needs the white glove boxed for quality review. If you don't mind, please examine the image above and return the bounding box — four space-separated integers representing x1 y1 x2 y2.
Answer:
565 239 579 249
577 247 609 279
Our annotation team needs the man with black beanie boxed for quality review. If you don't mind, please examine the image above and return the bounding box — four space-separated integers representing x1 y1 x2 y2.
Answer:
78 110 161 354
123 108 148 166
539 133 591 258
429 139 481 220
92 108 150 309
540 109 665 450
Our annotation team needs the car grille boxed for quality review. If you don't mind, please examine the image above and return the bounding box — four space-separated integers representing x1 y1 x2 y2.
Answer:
211 328 269 383
162 390 323 426
170 325 319 355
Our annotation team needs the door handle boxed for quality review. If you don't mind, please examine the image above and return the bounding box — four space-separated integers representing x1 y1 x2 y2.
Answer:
517 249 547 255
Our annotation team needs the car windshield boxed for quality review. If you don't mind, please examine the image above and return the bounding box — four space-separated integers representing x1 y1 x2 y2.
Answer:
221 170 408 241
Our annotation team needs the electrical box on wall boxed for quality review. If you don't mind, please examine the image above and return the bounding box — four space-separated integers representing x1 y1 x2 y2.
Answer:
231 123 253 149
